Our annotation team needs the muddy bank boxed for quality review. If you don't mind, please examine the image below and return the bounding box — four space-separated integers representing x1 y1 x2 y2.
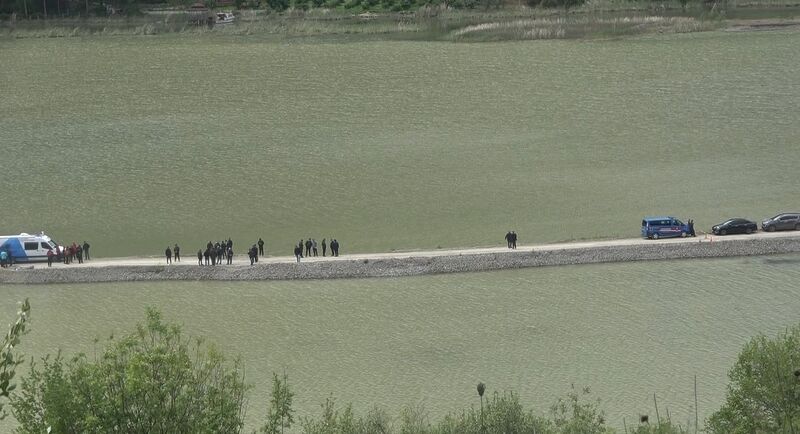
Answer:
2 236 800 284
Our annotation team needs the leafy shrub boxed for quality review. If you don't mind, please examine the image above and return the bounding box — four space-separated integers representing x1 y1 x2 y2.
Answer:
12 308 248 434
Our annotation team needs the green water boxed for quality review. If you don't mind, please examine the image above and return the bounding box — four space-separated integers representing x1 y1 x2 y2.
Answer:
1 30 799 256
2 255 800 431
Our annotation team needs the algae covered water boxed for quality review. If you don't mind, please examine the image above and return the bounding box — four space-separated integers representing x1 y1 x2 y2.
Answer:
1 30 799 256
2 254 800 431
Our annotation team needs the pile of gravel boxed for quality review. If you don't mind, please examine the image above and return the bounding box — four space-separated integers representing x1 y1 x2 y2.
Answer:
3 237 800 285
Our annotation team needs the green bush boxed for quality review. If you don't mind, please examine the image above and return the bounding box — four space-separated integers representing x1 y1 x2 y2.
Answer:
706 324 800 433
11 308 248 434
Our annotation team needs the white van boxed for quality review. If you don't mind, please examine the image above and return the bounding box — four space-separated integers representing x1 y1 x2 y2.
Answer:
0 232 61 263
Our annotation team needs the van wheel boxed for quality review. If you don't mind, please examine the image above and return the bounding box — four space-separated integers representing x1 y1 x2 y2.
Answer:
652 233 659 240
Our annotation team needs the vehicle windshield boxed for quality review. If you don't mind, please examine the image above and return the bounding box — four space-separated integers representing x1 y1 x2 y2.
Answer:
723 219 735 225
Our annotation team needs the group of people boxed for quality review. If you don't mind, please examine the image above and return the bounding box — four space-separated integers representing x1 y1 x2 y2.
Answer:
49 241 91 267
293 238 340 262
163 238 268 266
504 231 518 249
161 237 344 265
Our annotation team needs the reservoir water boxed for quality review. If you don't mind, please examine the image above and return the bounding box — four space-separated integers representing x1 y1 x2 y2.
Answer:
2 26 800 432
3 254 800 431
1 30 799 256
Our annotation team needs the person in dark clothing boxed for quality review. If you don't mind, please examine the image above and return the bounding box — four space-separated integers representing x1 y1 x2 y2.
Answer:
210 248 217 266
504 231 512 248
258 238 264 256
321 239 327 257
76 245 83 264
227 246 233 264
248 247 255 265
312 239 318 257
82 241 90 260
165 246 172 264
331 239 340 257
204 248 210 265
47 248 54 267
511 231 517 249
305 239 312 257
298 240 304 258
207 241 213 250
252 244 258 262
688 219 696 236
197 249 203 266
294 245 302 263
174 244 181 262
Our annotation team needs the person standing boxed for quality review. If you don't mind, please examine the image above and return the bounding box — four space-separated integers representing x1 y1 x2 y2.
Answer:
197 249 203 266
511 231 517 249
312 239 318 257
298 240 304 258
82 241 90 260
305 239 312 257
294 244 302 263
505 231 512 249
204 248 210 265
321 238 327 257
258 238 265 256
174 244 181 262
75 245 83 264
165 246 172 265
332 239 339 257
47 248 54 267
227 246 233 264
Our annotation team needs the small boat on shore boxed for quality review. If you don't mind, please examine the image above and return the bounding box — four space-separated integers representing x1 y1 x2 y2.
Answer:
216 12 235 24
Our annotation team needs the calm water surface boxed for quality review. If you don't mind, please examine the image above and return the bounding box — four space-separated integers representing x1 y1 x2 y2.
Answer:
1 30 799 255
3 255 800 431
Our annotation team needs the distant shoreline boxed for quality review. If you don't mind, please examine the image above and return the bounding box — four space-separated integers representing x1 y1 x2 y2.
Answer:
3 233 800 284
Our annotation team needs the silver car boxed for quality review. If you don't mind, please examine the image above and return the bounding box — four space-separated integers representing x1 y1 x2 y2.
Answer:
761 213 800 232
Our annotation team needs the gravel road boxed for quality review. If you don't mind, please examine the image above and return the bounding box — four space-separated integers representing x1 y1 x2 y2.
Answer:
2 232 799 284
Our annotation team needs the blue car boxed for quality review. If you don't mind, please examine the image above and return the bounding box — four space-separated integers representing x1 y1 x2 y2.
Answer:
641 216 692 240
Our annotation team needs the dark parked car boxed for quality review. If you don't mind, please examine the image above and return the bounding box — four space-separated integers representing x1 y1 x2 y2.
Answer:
712 218 758 235
761 213 800 232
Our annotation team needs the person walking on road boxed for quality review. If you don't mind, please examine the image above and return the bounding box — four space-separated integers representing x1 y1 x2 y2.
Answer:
165 246 172 265
294 244 302 263
505 231 512 249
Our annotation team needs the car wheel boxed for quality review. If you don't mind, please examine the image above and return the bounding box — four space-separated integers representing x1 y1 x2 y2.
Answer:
746 227 752 234
767 225 775 232
721 229 727 235
652 233 659 240
795 224 800 231
681 232 687 238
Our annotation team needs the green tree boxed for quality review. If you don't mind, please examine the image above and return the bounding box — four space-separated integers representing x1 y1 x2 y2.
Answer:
12 308 249 434
706 323 800 433
261 371 295 434
0 299 30 421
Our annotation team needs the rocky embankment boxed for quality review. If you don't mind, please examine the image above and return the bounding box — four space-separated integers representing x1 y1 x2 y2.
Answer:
2 236 800 284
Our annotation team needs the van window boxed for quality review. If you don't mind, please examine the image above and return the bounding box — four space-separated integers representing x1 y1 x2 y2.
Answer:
642 220 647 227
24 242 38 250
41 242 51 249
